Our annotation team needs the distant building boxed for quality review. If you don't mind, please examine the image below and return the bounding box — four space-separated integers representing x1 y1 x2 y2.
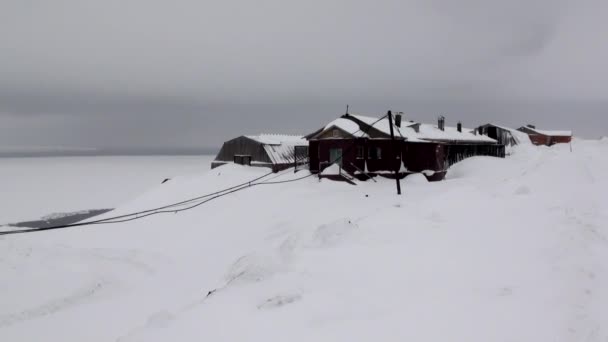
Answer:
305 113 504 181
475 124 532 147
212 134 308 172
517 125 572 146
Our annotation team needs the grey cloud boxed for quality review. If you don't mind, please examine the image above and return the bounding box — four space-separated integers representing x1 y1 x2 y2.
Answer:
0 0 606 150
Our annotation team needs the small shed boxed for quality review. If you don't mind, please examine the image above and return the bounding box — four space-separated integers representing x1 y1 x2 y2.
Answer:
517 125 572 146
476 124 531 147
212 134 308 172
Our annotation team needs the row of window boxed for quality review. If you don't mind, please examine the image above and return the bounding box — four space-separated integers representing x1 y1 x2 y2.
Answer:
356 146 384 159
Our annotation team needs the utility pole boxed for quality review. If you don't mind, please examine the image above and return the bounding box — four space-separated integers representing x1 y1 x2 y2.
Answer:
387 110 402 195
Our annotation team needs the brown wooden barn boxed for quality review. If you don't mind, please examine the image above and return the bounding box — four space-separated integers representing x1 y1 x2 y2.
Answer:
517 125 572 146
305 113 504 181
212 134 308 172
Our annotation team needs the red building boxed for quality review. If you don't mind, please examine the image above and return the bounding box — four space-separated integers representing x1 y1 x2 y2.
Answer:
305 113 504 181
517 125 572 146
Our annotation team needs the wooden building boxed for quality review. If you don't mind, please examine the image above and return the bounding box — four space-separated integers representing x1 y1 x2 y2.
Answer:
517 125 572 146
305 113 504 181
212 134 308 172
476 124 532 147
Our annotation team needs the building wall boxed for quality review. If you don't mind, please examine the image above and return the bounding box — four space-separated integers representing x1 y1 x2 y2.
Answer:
478 125 518 146
550 136 572 145
525 134 571 146
309 138 503 181
403 142 446 172
444 143 505 167
213 136 271 165
517 127 573 146
527 134 550 146
310 139 444 175
310 138 365 174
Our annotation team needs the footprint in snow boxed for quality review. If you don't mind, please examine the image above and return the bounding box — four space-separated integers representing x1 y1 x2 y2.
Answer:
514 185 531 195
146 310 174 328
308 218 358 248
258 294 302 310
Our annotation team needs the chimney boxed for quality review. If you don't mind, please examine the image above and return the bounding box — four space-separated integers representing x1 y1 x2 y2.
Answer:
395 112 402 127
457 122 462 132
527 124 536 129
438 116 445 131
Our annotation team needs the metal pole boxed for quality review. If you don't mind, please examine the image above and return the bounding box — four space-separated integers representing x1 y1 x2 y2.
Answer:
387 110 402 195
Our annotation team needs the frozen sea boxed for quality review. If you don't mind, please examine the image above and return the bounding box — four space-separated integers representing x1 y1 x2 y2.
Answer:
0 155 214 224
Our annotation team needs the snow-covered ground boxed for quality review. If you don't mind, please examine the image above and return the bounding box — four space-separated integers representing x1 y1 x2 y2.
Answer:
1 140 607 341
0 156 214 223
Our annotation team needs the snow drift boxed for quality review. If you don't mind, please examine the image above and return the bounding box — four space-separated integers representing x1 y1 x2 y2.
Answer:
1 140 607 341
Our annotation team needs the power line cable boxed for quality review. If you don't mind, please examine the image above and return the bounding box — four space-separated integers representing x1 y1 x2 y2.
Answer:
0 114 390 236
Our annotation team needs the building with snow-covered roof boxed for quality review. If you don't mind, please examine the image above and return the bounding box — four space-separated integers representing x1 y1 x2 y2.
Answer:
305 112 505 181
517 125 572 146
476 124 532 147
212 134 308 172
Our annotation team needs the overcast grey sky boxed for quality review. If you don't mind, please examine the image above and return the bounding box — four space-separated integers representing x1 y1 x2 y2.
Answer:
1 0 606 150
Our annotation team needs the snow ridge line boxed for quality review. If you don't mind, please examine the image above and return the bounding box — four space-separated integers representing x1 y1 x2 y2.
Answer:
0 279 109 328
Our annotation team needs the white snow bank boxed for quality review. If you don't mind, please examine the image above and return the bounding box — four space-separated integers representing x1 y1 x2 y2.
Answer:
1 140 608 342
403 173 428 184
0 155 214 223
320 163 341 175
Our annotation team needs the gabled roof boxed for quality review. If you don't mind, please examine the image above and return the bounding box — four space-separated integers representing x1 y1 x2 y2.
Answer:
477 123 532 145
323 118 369 138
347 114 417 138
307 113 498 144
518 127 572 137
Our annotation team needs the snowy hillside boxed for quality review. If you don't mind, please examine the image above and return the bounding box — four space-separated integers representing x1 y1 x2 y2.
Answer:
0 156 213 223
1 140 607 341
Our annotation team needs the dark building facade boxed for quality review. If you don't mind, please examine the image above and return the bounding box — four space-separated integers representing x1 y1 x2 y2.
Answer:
517 125 572 146
475 124 530 147
306 113 504 181
212 134 308 172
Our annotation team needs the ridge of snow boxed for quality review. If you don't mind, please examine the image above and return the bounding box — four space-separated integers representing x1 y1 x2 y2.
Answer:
246 134 307 145
323 118 369 138
2 140 608 342
525 127 573 137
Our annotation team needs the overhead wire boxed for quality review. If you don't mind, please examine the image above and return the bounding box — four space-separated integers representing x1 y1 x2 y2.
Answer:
0 114 389 236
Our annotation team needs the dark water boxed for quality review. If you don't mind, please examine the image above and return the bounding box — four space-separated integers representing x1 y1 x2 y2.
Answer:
8 209 113 229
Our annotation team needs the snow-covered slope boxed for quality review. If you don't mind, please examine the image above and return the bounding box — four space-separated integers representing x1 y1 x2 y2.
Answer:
1 140 607 341
0 156 213 223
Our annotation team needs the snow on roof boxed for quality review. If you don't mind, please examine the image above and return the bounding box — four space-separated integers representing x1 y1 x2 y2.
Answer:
314 114 497 143
481 124 532 145
524 127 572 137
263 144 300 165
348 114 495 143
414 124 496 143
348 114 416 139
246 134 308 146
323 118 369 138
384 123 493 143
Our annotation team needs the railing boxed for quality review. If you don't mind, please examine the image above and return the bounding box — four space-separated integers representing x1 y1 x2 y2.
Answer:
349 162 377 182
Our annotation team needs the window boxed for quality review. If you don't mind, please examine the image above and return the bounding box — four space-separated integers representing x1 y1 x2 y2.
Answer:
329 148 343 166
332 129 340 138
368 147 382 159
356 146 364 159
233 155 252 166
